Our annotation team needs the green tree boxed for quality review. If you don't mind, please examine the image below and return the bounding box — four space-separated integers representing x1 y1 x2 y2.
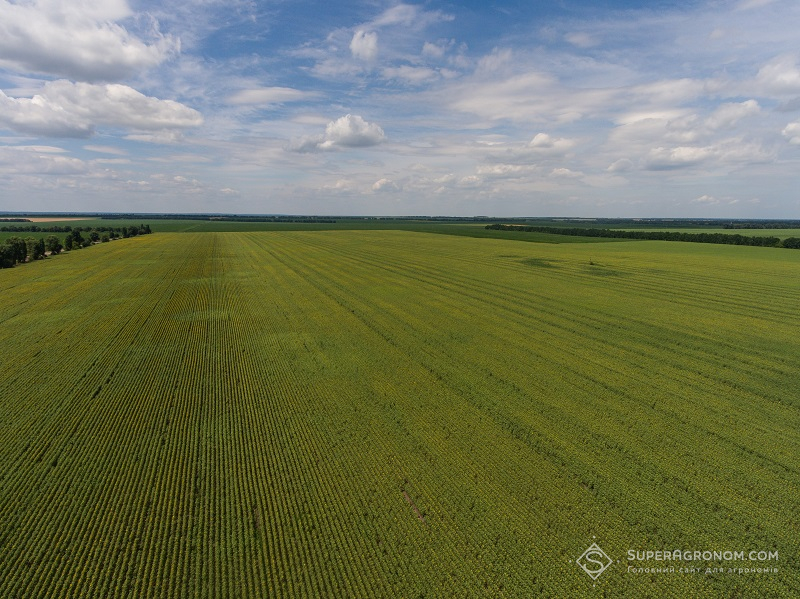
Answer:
6 236 26 263
0 244 14 268
45 235 63 255
25 237 45 260
782 237 800 249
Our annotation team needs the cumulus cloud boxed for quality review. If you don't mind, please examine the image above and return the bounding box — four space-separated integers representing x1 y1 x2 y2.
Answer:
323 114 385 148
783 121 800 144
529 133 576 154
372 178 400 192
0 0 178 82
645 146 713 170
289 114 385 152
350 30 378 61
755 55 800 95
0 80 203 138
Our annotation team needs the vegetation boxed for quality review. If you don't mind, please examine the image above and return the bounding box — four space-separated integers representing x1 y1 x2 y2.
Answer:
486 223 787 247
0 231 797 597
0 224 151 268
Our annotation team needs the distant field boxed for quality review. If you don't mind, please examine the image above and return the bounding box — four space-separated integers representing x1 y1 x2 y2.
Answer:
1 217 627 244
1 231 798 597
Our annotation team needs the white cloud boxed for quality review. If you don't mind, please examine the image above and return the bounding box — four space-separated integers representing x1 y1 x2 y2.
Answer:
370 3 453 29
529 133 576 154
645 146 713 170
704 100 760 130
783 121 800 144
0 145 87 175
432 173 455 184
0 0 178 82
458 175 482 187
755 55 800 95
643 138 772 171
476 164 534 178
372 4 418 27
422 41 447 59
607 158 634 172
227 87 317 105
324 178 357 192
290 114 385 152
350 30 378 61
694 194 720 204
372 178 400 192
445 63 616 125
323 114 385 148
550 167 582 178
125 131 187 144
0 80 202 138
475 48 514 76
5 145 67 154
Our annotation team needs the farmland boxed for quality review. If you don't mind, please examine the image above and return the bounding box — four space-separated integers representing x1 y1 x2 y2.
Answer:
1 230 798 597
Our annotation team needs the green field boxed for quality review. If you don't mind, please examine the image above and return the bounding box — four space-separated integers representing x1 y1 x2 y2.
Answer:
1 231 798 597
1 217 624 245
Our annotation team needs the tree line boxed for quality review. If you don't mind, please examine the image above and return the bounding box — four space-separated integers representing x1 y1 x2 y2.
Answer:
0 225 152 269
485 224 800 248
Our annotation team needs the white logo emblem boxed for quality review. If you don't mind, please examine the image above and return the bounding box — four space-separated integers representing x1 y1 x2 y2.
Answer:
576 542 613 580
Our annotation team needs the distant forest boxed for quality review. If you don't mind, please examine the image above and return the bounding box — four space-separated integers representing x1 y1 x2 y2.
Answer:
485 224 800 249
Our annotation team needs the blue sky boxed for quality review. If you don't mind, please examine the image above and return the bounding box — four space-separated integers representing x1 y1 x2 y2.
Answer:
1 0 799 217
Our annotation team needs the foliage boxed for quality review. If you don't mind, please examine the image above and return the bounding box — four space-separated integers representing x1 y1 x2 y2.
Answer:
0 225 151 268
486 223 785 247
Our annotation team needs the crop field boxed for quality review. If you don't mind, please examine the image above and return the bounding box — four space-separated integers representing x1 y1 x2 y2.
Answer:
1 231 798 597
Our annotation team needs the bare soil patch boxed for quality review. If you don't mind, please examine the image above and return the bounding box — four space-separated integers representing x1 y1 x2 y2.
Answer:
402 490 426 523
25 218 92 223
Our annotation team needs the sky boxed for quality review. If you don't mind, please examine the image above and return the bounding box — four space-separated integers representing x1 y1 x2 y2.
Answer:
0 0 799 217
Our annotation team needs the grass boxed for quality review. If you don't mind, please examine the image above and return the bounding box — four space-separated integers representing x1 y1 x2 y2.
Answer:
0 231 797 597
